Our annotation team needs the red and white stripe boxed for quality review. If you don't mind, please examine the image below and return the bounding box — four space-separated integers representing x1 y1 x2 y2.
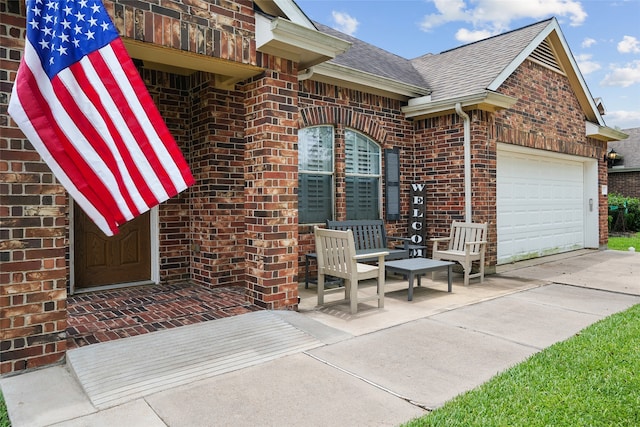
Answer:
9 37 194 236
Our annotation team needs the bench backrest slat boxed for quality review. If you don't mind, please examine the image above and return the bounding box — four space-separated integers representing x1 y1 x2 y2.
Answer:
448 221 487 253
326 220 388 251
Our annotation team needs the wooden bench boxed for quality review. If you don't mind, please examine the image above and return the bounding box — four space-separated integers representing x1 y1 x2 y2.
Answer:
431 221 488 286
304 220 411 288
326 220 411 262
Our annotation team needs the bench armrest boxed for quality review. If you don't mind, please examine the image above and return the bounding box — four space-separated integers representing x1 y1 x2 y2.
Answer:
431 237 451 253
354 251 388 261
387 236 411 249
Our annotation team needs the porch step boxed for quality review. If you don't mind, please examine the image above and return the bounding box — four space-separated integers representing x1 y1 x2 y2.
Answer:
67 310 333 409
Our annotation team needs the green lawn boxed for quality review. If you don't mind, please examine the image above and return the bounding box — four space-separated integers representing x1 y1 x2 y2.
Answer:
404 303 640 427
608 232 640 251
0 390 9 427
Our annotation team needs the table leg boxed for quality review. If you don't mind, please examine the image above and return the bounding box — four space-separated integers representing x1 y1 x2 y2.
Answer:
408 272 414 301
447 265 452 292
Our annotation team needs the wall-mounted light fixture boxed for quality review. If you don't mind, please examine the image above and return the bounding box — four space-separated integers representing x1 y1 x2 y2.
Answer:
605 149 622 167
604 149 618 161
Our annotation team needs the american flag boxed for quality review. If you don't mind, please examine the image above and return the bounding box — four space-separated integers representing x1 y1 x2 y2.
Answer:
8 0 195 236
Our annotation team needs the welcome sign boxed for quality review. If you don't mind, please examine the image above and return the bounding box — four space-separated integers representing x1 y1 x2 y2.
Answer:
409 183 427 257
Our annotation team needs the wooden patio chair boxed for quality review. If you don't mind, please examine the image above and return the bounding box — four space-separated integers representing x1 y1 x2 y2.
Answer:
314 226 388 314
431 221 488 286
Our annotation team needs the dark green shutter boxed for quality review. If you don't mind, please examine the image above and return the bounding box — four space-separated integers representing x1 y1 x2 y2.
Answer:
346 177 379 220
299 174 332 223
385 148 400 220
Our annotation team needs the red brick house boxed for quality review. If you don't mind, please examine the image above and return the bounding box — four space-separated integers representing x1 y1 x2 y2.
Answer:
608 128 640 198
1 0 626 374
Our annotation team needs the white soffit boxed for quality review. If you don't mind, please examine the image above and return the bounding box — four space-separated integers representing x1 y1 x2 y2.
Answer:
122 38 263 89
402 91 517 119
585 122 629 142
256 14 351 69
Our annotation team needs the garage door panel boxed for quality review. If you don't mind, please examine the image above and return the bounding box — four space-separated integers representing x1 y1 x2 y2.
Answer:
497 149 584 264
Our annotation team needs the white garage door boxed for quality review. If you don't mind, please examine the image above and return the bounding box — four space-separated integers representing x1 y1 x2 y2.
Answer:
497 147 585 264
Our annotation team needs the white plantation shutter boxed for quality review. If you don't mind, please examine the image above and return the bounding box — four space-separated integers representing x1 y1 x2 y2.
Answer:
299 126 334 223
345 130 381 220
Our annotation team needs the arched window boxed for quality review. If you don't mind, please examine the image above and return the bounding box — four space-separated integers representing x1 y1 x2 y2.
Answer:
345 129 381 220
298 127 382 224
298 126 334 224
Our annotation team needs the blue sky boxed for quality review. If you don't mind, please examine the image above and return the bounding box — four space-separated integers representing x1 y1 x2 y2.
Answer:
295 0 640 130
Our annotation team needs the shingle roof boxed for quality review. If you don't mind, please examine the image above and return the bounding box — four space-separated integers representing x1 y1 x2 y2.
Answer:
410 19 553 101
313 22 430 89
609 128 640 168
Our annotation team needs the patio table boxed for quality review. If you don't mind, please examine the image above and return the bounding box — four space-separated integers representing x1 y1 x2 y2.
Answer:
385 258 455 301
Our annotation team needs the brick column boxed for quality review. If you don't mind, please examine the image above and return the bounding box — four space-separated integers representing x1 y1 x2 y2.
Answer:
1 1 68 374
243 55 299 310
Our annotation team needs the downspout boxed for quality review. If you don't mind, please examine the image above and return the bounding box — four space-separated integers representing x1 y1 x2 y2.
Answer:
455 103 472 222
298 67 315 81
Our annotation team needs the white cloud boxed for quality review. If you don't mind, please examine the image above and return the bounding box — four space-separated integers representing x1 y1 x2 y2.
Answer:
420 0 587 36
581 37 596 48
455 28 495 43
575 53 601 75
617 35 640 54
601 60 640 87
421 0 468 31
331 11 359 36
604 110 640 130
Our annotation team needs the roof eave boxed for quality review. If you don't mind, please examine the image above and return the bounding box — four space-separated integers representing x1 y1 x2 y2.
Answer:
256 15 351 69
253 0 315 29
608 167 640 173
307 61 432 100
585 121 628 142
122 38 264 90
402 91 517 119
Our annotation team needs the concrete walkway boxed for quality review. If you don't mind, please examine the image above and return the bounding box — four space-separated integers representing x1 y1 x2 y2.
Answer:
2 250 639 426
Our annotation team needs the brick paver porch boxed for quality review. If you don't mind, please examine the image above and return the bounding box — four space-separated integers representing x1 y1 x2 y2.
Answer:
66 283 261 349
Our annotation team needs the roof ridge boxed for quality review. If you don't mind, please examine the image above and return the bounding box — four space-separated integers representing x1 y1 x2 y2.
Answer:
437 17 554 55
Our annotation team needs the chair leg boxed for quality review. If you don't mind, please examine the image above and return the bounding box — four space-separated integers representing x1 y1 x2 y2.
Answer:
378 268 385 309
317 273 325 305
463 262 470 286
348 279 358 314
479 253 485 284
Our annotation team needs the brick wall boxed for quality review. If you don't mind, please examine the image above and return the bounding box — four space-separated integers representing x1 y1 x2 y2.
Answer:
141 69 194 284
1 0 68 373
105 0 256 65
609 171 640 199
243 53 299 309
190 74 247 288
413 113 499 263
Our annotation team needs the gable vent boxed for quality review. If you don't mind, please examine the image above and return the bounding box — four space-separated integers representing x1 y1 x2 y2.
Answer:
529 38 564 74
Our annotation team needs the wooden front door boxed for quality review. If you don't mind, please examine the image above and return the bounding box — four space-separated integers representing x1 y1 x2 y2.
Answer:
74 202 152 289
